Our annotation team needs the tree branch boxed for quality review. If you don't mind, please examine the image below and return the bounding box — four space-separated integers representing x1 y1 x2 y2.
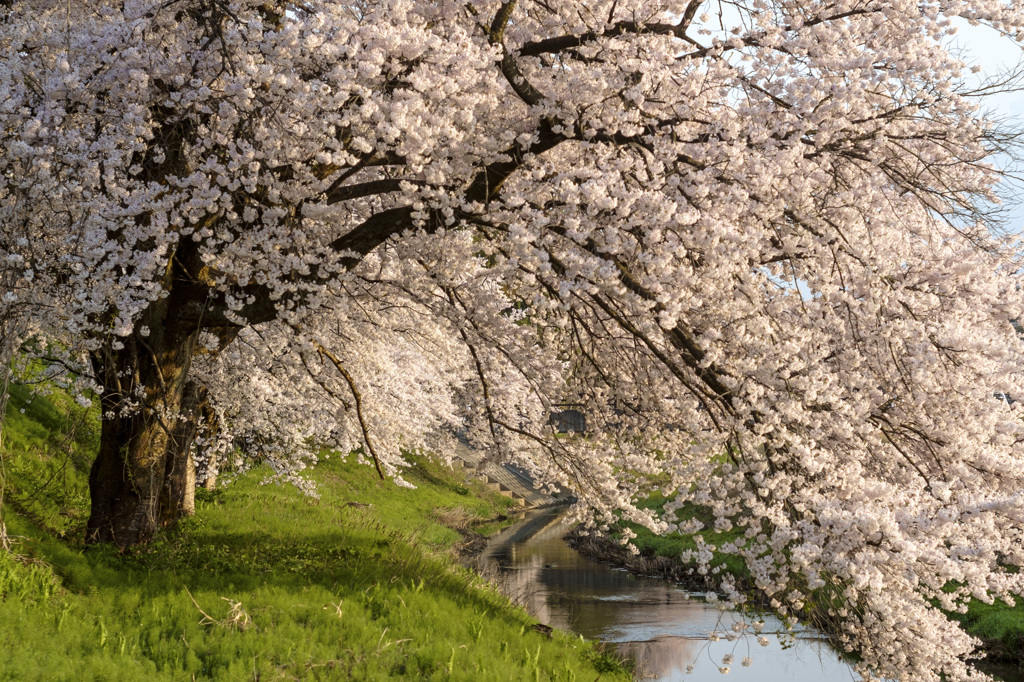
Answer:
314 342 385 480
518 13 701 57
324 178 414 205
489 1 546 106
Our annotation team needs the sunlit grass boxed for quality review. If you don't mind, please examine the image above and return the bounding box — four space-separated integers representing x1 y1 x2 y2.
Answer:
949 595 1024 663
615 491 750 580
1 382 96 538
0 386 630 681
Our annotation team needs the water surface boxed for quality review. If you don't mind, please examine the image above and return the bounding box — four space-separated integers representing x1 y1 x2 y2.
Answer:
472 508 862 681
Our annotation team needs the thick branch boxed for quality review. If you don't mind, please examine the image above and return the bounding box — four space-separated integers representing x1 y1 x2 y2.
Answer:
489 1 546 106
519 13 700 57
328 205 418 267
324 178 411 205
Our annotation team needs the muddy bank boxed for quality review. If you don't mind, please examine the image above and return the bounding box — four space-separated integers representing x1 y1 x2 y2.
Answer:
450 512 523 559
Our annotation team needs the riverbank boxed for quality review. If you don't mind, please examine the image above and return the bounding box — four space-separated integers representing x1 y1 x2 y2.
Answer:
0 384 630 680
566 496 1024 675
563 526 716 591
477 506 857 682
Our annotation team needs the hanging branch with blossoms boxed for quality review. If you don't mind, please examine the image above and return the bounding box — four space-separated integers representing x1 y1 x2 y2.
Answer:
4 1 1024 679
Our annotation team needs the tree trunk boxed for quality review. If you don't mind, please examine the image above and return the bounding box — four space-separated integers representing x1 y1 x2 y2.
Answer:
198 395 222 490
86 322 198 547
0 316 25 453
202 452 219 491
183 449 196 516
159 380 205 527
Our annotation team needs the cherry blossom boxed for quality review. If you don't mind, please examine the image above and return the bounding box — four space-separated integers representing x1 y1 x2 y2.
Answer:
3 1 1024 679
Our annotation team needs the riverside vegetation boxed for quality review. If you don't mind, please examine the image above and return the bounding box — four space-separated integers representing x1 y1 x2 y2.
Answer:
0 383 629 681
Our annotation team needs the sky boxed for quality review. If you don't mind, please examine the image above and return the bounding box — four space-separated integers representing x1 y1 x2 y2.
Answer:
954 21 1024 231
695 8 1024 233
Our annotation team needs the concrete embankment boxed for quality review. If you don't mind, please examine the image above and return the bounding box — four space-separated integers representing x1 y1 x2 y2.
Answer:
451 441 572 509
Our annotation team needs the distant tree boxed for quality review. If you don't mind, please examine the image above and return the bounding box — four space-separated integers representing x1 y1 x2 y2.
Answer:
4 1 1024 678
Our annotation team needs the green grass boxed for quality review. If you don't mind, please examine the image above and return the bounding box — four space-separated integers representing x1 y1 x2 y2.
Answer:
949 595 1024 663
615 492 750 581
1 382 97 537
0 385 630 681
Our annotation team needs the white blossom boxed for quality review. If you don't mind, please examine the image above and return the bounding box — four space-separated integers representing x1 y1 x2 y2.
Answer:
3 1 1024 679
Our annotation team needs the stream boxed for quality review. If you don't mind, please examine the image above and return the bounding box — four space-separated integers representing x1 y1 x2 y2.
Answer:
472 507 1023 682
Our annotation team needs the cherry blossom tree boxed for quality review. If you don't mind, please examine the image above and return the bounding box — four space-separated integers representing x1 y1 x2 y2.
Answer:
5 0 1024 679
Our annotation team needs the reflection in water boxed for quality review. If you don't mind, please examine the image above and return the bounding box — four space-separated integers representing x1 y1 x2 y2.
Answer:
476 508 1024 681
474 508 855 682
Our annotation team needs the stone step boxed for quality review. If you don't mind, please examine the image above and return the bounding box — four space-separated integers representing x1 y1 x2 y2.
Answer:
450 444 566 509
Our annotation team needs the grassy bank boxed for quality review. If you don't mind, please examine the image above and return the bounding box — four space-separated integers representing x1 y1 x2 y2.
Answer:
0 385 630 681
589 493 1024 671
565 493 747 591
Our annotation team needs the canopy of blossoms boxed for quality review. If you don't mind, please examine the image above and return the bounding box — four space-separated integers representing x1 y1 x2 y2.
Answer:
3 1 1024 679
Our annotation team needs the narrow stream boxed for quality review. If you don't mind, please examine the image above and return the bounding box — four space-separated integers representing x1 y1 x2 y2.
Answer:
472 507 1021 682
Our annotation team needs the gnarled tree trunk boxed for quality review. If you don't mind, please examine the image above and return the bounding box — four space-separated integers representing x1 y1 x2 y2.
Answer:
82 228 248 546
86 316 198 547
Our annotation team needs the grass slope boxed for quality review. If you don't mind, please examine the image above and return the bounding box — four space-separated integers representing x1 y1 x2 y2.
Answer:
0 386 629 681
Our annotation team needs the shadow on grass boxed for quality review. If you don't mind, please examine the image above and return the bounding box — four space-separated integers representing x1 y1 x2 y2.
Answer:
24 517 517 627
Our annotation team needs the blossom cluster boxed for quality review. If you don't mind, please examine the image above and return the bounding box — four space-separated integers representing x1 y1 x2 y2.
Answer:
4 1 1024 678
